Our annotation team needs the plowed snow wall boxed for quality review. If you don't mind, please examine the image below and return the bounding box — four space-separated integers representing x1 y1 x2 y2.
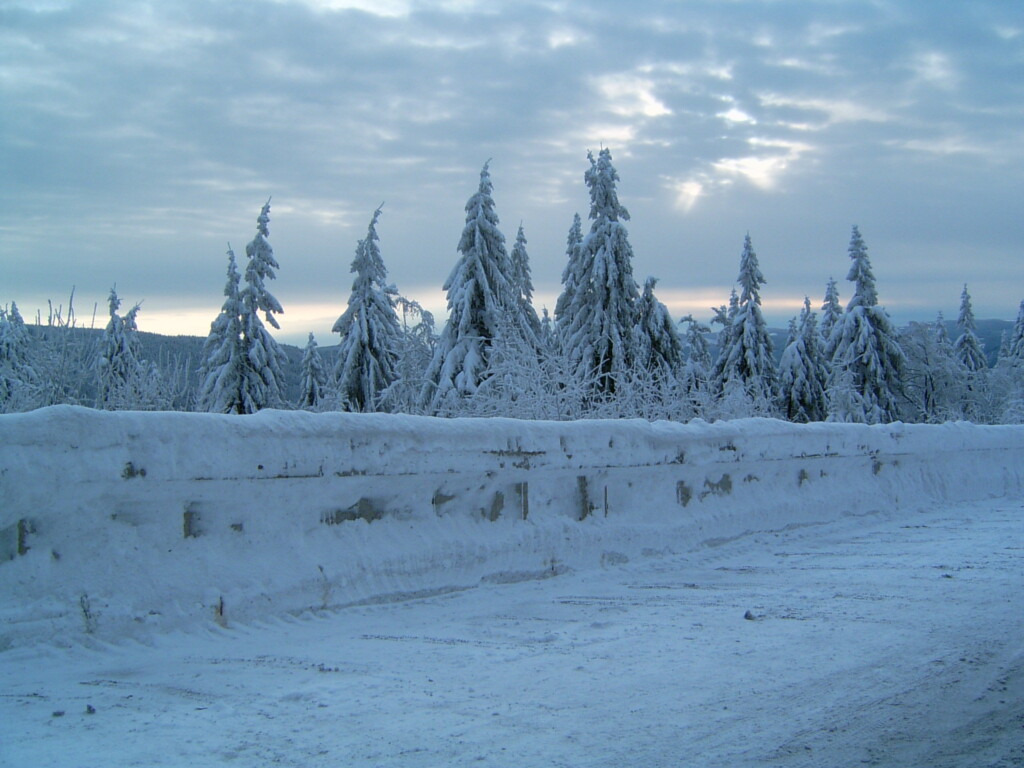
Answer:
1 406 1022 648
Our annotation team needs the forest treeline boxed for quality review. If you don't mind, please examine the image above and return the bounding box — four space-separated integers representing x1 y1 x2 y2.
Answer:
3 149 1024 424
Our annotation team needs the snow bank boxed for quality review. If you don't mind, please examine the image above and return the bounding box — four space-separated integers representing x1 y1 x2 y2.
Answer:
1 406 1022 650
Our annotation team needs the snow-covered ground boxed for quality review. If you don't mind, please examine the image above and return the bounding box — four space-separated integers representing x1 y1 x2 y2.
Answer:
2 497 1022 767
1 408 1023 765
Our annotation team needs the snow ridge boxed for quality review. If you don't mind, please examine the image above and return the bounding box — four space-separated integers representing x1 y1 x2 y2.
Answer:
1 406 1022 650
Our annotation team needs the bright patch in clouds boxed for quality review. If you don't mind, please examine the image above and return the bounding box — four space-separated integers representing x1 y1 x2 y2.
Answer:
547 28 584 49
757 94 891 126
889 136 991 157
593 74 672 118
671 179 705 212
280 0 411 16
712 138 813 190
908 51 960 90
719 107 756 125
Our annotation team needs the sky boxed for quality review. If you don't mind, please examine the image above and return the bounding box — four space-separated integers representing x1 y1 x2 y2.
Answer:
2 0 1023 346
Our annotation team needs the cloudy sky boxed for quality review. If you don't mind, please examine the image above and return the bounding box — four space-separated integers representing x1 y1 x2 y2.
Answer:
2 0 1023 345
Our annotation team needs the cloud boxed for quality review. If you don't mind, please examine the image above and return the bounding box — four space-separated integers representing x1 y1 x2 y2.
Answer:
275 0 412 16
592 73 672 118
2 0 1023 345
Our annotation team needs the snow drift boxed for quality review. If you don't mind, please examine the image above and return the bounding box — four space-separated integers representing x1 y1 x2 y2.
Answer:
1 406 1022 650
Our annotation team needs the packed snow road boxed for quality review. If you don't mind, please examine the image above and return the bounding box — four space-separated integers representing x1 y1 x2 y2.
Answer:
2 499 1022 768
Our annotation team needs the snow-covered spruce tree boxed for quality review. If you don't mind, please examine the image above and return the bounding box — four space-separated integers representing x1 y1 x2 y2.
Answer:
826 363 871 423
825 225 905 424
820 277 842 345
554 212 584 331
95 287 146 409
198 247 247 413
0 302 38 412
632 276 684 392
0 303 37 415
783 314 799 350
333 206 402 412
993 300 1024 423
422 161 524 413
678 314 714 415
710 234 777 414
379 296 434 414
539 307 556 353
955 285 987 372
198 203 286 414
560 149 641 401
510 223 542 340
1001 300 1024 366
297 333 328 410
710 289 739 360
601 277 686 421
461 313 553 419
237 199 288 413
950 287 988 421
901 315 964 423
778 298 829 423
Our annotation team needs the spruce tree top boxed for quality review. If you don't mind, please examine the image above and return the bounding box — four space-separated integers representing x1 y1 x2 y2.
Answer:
934 312 951 346
344 206 388 299
244 199 284 329
555 213 584 323
955 284 987 372
845 225 878 309
737 233 765 306
456 161 506 263
223 247 241 301
511 223 534 304
107 287 122 317
586 148 629 223
1007 300 1024 362
957 284 977 333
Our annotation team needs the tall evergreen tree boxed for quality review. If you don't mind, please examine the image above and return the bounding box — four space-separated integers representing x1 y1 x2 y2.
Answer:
778 297 829 422
901 315 966 422
554 212 584 329
820 277 842 345
422 161 521 412
825 225 905 423
0 302 30 367
380 296 435 414
510 223 542 339
298 333 328 410
199 201 287 414
539 307 556 352
954 284 987 372
681 314 713 374
0 302 36 411
1002 300 1024 366
711 234 777 408
678 314 713 413
96 287 146 409
635 276 684 381
560 148 641 398
334 206 402 412
995 300 1024 423
198 247 247 413
238 200 287 412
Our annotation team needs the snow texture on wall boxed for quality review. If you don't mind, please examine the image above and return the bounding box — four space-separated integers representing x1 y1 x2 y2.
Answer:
1 406 1022 650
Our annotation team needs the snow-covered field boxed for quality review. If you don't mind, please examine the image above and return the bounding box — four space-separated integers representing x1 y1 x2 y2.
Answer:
1 408 1023 765
2 498 1022 767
